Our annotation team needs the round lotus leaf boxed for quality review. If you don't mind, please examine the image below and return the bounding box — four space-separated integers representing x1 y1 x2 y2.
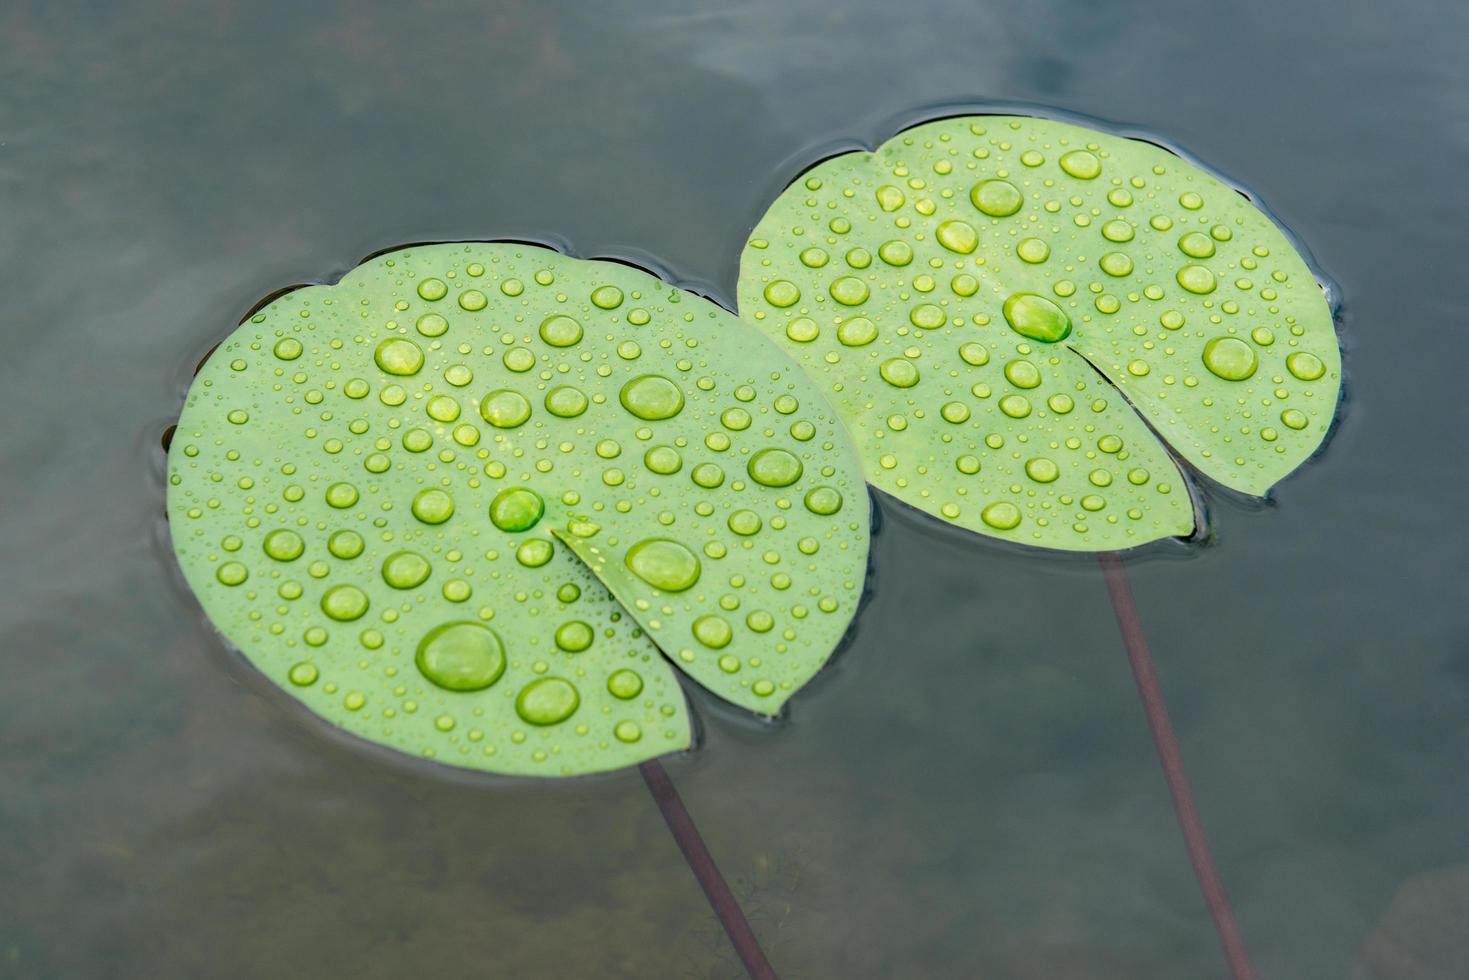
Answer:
739 116 1341 551
167 243 869 777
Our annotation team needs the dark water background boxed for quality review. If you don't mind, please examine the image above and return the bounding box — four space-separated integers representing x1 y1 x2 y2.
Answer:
4 1 1468 977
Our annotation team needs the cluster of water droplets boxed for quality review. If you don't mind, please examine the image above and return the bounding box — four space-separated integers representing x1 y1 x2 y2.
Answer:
742 116 1338 547
169 244 867 774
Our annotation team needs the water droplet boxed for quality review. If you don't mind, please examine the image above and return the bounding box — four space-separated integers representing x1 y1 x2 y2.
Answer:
1177 265 1217 295
764 280 801 307
644 445 682 475
1017 238 1050 263
273 338 302 360
728 510 762 536
614 720 642 743
804 486 843 515
625 538 701 592
417 277 447 301
1003 293 1072 343
515 677 580 725
692 615 733 648
748 448 803 487
837 317 878 347
415 312 449 338
936 220 978 254
971 179 1022 216
1004 360 1041 389
416 622 506 692
555 620 594 653
216 561 248 586
382 550 431 589
321 585 369 621
328 530 364 559
590 285 624 309
999 394 1032 418
1202 336 1258 381
879 358 920 388
607 669 643 699
426 395 460 422
830 276 870 306
288 662 318 686
1099 252 1134 277
515 538 553 567
544 385 589 418
1025 458 1059 483
910 304 945 329
1281 408 1309 430
539 315 583 348
374 338 424 376
1179 232 1215 258
786 317 819 343
868 186 909 215
325 482 359 509
489 487 544 532
263 529 304 562
479 389 532 428
458 289 487 311
691 462 725 488
619 374 685 420
981 501 1022 530
411 488 455 524
1059 150 1101 180
878 240 913 266
1286 351 1326 381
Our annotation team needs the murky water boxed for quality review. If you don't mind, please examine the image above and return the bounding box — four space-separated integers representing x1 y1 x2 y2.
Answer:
4 2 1468 977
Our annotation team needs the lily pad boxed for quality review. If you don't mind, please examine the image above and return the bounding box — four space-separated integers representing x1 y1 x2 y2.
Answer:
739 115 1341 550
168 243 869 776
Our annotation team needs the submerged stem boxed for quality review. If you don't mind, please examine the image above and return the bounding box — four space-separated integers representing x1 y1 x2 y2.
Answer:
1099 553 1257 980
639 759 779 980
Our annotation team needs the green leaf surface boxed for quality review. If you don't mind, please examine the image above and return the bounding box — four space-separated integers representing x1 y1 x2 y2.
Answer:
168 243 869 777
739 116 1340 550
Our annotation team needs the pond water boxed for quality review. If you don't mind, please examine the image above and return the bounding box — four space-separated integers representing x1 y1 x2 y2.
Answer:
4 1 1467 977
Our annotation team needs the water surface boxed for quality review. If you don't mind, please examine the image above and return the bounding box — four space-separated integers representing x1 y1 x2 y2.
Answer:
3 1 1468 977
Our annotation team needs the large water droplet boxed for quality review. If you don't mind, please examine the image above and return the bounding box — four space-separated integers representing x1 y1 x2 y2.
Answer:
619 375 685 420
936 220 978 254
479 389 532 428
374 338 424 376
1003 293 1072 343
263 529 304 562
1286 351 1326 381
1202 336 1258 381
625 538 701 592
971 179 1022 217
515 677 580 725
539 315 583 348
1059 150 1101 180
382 550 431 589
607 669 643 699
416 622 506 692
489 487 544 532
1177 265 1217 295
321 584 369 621
411 488 455 524
747 448 803 487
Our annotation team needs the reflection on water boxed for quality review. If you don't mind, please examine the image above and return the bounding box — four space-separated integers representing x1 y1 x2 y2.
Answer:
3 0 1469 977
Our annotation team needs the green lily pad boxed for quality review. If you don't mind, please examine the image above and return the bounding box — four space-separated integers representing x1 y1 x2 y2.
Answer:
739 115 1340 550
168 243 869 777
